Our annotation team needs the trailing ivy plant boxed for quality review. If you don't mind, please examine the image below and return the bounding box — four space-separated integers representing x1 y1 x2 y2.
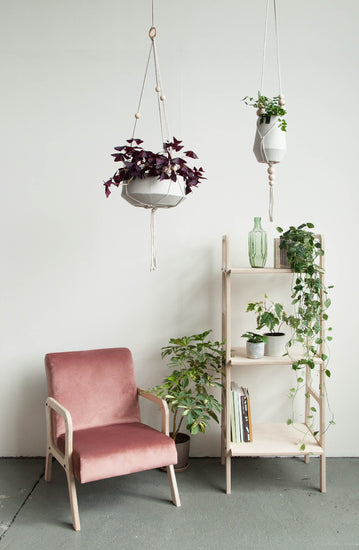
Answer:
243 92 287 131
150 330 224 442
276 222 334 447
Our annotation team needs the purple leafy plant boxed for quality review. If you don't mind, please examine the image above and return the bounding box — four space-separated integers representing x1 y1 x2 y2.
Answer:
103 137 205 197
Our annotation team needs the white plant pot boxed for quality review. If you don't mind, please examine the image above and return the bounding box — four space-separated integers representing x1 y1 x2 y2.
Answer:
246 341 265 359
253 115 287 164
121 176 186 208
264 333 287 357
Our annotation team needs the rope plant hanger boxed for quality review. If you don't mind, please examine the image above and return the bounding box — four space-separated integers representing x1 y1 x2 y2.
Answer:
244 0 287 222
103 0 204 270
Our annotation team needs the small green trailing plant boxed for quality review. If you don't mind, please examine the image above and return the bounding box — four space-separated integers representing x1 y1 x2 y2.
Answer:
243 92 287 131
246 295 289 334
241 332 267 344
277 222 334 448
150 330 225 442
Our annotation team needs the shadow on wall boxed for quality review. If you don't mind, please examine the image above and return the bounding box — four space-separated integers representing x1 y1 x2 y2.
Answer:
14 362 48 457
171 243 219 336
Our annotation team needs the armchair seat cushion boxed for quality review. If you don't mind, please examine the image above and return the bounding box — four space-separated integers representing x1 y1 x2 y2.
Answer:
57 422 177 484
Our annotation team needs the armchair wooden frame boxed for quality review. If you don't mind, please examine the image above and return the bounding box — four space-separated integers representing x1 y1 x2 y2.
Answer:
45 388 180 532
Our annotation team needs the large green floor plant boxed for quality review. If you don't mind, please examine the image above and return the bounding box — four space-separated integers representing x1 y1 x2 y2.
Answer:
151 330 224 442
277 222 334 445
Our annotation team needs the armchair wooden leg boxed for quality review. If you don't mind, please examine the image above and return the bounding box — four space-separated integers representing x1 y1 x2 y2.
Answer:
45 449 53 482
65 470 81 531
166 465 181 507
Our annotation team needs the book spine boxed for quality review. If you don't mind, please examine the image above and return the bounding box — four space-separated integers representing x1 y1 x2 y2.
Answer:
246 394 253 442
230 391 236 443
236 391 243 442
241 395 250 443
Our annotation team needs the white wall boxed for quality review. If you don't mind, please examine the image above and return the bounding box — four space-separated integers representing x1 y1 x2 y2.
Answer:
1 0 358 457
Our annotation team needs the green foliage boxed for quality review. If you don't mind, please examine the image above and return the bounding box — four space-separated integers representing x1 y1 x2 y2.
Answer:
243 92 287 131
150 330 225 442
246 295 288 334
241 331 267 344
277 222 334 445
276 223 333 369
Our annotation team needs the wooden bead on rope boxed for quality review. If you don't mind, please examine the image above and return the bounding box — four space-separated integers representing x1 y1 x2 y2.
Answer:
155 86 161 92
278 93 285 107
268 163 275 186
135 112 141 119
160 95 166 101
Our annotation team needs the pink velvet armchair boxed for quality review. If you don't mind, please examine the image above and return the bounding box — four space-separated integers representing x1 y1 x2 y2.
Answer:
44 348 180 531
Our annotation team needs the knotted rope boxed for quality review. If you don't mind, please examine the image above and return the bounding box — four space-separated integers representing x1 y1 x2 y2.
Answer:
258 0 285 222
129 0 174 270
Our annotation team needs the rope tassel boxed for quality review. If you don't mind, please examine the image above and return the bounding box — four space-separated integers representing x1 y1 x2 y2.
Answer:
268 164 275 222
269 184 274 222
150 208 158 271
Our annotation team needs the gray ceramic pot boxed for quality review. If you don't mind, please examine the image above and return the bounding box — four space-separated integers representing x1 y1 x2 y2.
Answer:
246 341 265 359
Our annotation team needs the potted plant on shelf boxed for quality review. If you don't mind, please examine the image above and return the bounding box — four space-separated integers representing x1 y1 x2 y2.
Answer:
243 92 287 164
150 330 224 471
103 137 205 208
241 332 267 359
246 295 289 357
276 222 334 445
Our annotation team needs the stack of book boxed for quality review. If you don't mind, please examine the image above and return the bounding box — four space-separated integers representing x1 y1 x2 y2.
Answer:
230 382 253 443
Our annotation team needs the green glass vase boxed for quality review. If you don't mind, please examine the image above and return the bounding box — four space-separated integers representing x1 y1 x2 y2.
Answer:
248 217 267 268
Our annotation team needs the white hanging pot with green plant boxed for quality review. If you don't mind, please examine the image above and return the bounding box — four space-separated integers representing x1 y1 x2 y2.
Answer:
251 96 287 164
243 0 286 222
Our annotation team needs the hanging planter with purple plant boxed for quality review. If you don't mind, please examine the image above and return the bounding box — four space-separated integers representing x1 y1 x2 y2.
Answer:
103 137 204 209
101 1 204 270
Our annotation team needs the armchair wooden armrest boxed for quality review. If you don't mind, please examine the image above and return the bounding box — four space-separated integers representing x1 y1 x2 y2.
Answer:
138 388 170 436
45 397 80 530
46 397 73 458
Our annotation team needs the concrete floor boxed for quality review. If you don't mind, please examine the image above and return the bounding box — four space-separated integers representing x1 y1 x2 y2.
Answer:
0 457 358 550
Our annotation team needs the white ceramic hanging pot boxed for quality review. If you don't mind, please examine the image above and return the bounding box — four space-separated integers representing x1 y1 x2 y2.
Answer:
253 115 287 164
121 176 186 209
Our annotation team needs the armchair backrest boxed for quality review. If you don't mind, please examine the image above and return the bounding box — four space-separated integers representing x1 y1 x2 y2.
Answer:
45 348 140 439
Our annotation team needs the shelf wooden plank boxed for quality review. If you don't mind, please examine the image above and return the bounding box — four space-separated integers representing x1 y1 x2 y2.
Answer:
230 423 323 457
229 347 322 366
223 267 293 274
